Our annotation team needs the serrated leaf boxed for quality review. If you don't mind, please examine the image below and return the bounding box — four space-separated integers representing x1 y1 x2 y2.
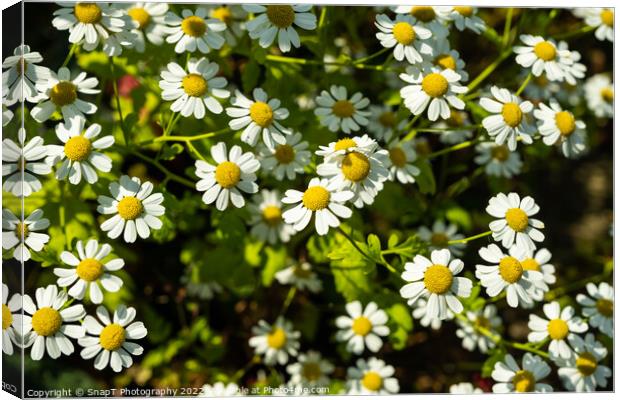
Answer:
367 234 381 260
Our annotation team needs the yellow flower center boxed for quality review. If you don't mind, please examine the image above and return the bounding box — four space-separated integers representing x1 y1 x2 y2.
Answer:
454 6 474 17
434 54 457 71
430 232 448 247
392 22 416 45
421 73 449 98
249 101 274 128
341 152 371 182
302 362 322 382
351 316 372 336
491 145 510 162
446 110 464 127
99 323 126 351
547 318 569 340
214 161 241 189
533 41 556 61
76 258 104 282
74 3 102 24
512 370 535 392
266 327 287 349
362 371 383 391
576 352 598 376
15 222 29 240
302 186 331 211
499 256 523 284
423 264 453 294
600 88 614 103
49 81 77 107
266 5 295 28
521 258 540 271
262 205 282 227
474 316 491 330
389 147 407 168
554 111 576 137
331 100 355 118
181 15 207 37
128 7 151 29
596 299 613 317
378 111 396 127
2 304 13 330
212 6 232 23
274 144 295 164
505 208 529 232
64 136 92 162
117 196 144 220
31 307 62 337
334 138 357 151
182 73 208 97
600 10 614 27
410 6 436 22
501 102 523 128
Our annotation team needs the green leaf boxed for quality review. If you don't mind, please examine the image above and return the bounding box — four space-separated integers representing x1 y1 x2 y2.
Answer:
366 234 382 260
261 246 288 286
159 143 184 161
242 60 261 93
328 233 374 302
415 160 436 194
446 206 473 231
482 348 506 378
386 303 414 350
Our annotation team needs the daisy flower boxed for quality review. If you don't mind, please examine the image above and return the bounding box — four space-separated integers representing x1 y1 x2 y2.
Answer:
194 142 260 211
374 14 433 65
227 88 291 149
274 262 322 293
2 44 49 105
314 85 370 134
164 7 225 53
79 305 147 372
346 357 399 395
249 317 300 365
400 249 472 320
258 132 310 180
584 74 614 118
286 350 334 389
2 283 23 355
522 71 562 101
479 86 534 151
450 382 484 394
557 41 587 85
474 142 523 178
417 219 465 256
31 67 100 123
393 5 449 40
556 333 611 392
201 382 240 397
159 57 230 119
411 297 452 330
437 6 486 34
282 177 353 236
46 116 114 185
2 208 50 262
385 140 420 184
243 4 317 53
53 239 124 304
581 8 614 42
123 2 169 52
52 2 136 56
576 282 613 337
400 67 467 121
21 285 85 360
475 244 544 308
208 5 247 46
431 110 473 144
534 100 587 158
184 279 223 300
366 106 405 143
491 353 553 393
456 304 502 354
248 189 296 244
2 127 51 197
486 192 545 251
512 247 556 301
335 301 389 354
97 175 165 243
528 302 588 359
514 35 573 82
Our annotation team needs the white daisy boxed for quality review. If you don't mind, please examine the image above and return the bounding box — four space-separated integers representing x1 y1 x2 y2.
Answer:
52 2 136 56
194 142 259 211
581 8 614 42
53 239 124 304
431 110 473 144
411 297 452 330
400 67 467 121
31 66 100 123
557 41 587 86
491 353 553 393
258 132 310 180
2 208 50 262
450 382 484 394
46 116 114 185
208 5 247 47
522 71 562 101
243 4 317 53
456 304 502 354
417 219 465 256
584 74 613 118
475 244 545 308
366 105 405 143
248 189 296 244
400 249 472 320
437 6 486 34
556 333 611 392
393 5 449 40
474 142 523 178
486 192 545 251
184 280 222 300
479 86 534 151
274 262 322 293
576 282 613 338
346 357 399 395
335 301 390 355
534 100 587 159
227 88 291 149
528 301 588 359
314 85 370 134
514 35 573 82
79 305 147 372
2 127 52 197
510 245 556 303
2 283 23 355
374 13 433 64
21 285 85 360
385 140 420 185
97 175 165 243
159 57 230 119
2 44 50 105
282 177 353 236
249 316 300 365
201 382 240 397
164 7 225 54
123 2 169 52
286 350 333 389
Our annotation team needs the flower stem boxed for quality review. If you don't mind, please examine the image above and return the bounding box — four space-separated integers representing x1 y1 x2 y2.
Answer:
127 149 195 189
466 49 513 92
515 72 532 96
110 63 129 146
61 43 79 68
265 54 400 73
428 138 480 159
280 286 297 315
502 8 514 48
447 230 492 245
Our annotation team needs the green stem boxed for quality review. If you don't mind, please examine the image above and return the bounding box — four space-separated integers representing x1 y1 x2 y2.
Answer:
447 230 492 245
337 227 399 276
353 47 390 65
280 287 297 315
61 43 79 68
515 72 532 96
417 125 481 133
553 25 595 40
466 49 512 93
428 139 480 159
128 149 195 189
502 8 514 48
265 54 399 73
110 63 129 146
152 128 232 144
186 141 205 161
